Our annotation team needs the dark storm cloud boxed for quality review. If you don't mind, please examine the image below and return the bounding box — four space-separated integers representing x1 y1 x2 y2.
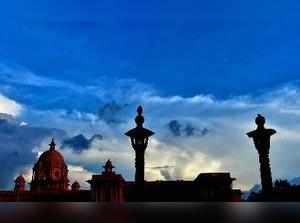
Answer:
168 120 182 136
160 169 172 181
61 134 103 153
147 165 174 180
0 114 67 189
167 120 210 137
97 102 129 124
148 165 175 170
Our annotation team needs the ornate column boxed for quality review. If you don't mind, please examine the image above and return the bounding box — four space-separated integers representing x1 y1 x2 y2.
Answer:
247 114 276 195
125 106 155 199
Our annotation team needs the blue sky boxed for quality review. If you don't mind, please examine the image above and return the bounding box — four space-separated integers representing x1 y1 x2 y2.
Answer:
0 1 300 190
1 0 300 99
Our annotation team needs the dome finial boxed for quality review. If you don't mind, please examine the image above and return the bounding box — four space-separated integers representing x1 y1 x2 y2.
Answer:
137 106 143 115
49 138 56 150
255 114 266 127
135 105 144 127
71 181 80 191
103 159 115 174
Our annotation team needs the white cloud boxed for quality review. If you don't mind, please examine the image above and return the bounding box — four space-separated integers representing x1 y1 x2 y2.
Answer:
61 138 134 180
0 63 155 104
0 63 82 91
145 139 222 181
68 165 95 189
144 95 215 104
0 93 22 116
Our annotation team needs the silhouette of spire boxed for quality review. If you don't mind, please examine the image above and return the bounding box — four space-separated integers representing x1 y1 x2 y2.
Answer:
49 138 56 150
126 106 154 139
103 159 115 174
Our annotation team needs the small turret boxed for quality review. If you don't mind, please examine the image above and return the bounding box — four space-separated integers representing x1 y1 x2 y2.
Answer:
88 160 125 202
71 181 80 191
103 159 115 175
14 175 26 192
49 138 56 151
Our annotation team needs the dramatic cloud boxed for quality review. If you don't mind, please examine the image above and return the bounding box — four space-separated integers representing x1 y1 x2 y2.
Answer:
2 0 300 194
97 102 128 124
61 134 103 153
0 64 153 112
61 137 134 180
0 94 22 116
145 139 222 181
2 62 300 191
168 120 181 136
68 165 95 189
0 63 81 91
167 120 209 137
10 83 300 190
0 116 67 189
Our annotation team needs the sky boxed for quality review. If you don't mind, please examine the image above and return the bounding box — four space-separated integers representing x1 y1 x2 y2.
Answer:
0 0 300 190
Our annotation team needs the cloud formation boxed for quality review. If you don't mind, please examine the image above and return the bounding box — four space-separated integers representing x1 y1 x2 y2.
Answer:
0 116 67 189
0 94 22 116
167 120 209 137
61 134 103 153
97 102 128 124
2 63 300 191
11 83 300 190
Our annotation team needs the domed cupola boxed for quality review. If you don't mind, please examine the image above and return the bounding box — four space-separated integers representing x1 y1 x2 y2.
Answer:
14 175 26 192
30 138 69 192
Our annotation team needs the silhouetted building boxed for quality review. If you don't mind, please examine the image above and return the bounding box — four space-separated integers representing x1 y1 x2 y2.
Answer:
125 173 240 202
14 175 25 192
88 160 125 202
30 139 69 192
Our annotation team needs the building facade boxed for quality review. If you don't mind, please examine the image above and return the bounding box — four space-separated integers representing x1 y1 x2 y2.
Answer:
89 160 125 202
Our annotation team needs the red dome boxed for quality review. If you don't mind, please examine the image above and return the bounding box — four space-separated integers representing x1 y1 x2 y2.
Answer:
15 175 25 183
31 138 69 192
71 181 80 191
33 138 68 171
72 181 80 186
35 149 66 168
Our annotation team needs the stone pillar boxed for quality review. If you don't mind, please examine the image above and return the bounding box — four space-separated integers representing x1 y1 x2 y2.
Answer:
247 114 276 195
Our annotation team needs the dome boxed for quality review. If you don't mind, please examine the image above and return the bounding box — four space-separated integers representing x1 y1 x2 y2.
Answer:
71 181 80 191
35 149 66 169
15 175 25 183
72 181 80 187
33 138 67 171
14 175 26 192
31 138 69 192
